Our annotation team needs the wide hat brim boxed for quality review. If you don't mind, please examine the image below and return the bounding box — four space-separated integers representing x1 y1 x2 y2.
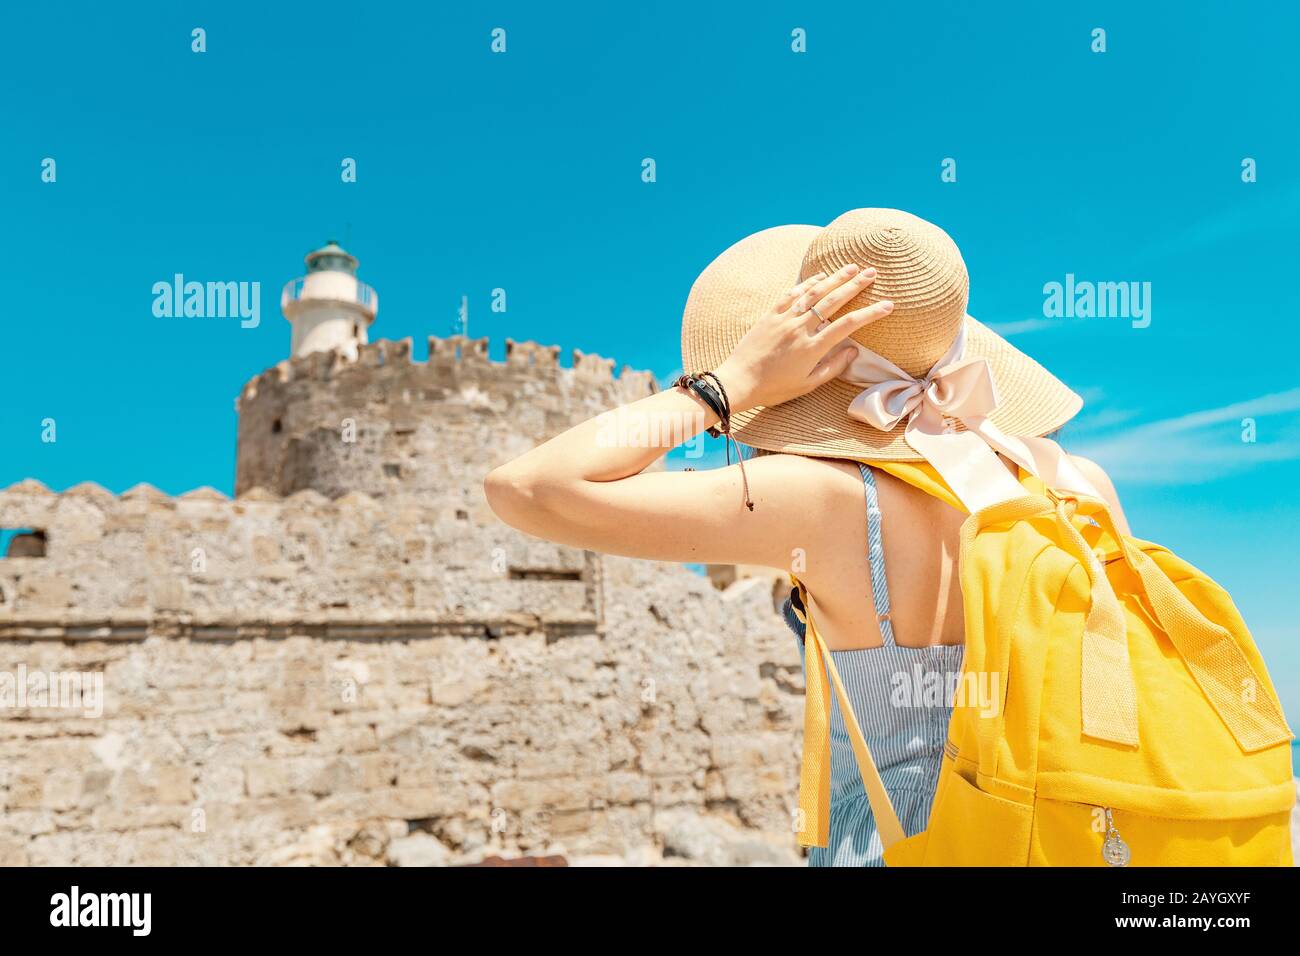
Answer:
680 223 1082 461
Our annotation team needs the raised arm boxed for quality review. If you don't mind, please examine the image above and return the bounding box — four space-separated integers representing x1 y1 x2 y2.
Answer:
483 264 894 567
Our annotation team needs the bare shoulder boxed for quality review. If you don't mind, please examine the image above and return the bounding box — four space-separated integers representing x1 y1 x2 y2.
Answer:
1068 454 1118 501
1068 454 1131 534
741 453 872 541
707 453 868 572
756 454 952 539
748 452 864 501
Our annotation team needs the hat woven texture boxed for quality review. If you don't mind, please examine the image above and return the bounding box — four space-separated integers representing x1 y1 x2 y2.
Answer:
679 208 1081 460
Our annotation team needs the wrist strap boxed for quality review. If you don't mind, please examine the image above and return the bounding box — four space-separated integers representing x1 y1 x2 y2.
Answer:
684 377 727 425
675 371 754 511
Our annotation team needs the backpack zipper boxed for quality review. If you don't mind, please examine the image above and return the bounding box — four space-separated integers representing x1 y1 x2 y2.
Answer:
938 759 1132 866
1099 807 1131 866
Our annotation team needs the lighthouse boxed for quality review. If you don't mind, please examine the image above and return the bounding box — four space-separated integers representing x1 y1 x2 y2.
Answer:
280 240 379 360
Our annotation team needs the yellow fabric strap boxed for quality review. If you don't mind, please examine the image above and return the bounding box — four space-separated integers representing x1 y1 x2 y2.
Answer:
1078 497 1294 751
963 488 1291 750
868 460 966 511
792 459 961 847
963 492 1140 746
793 585 832 847
792 581 906 849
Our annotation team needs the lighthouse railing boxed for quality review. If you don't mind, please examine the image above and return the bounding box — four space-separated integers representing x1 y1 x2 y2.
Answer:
280 278 306 312
356 280 378 313
280 277 379 315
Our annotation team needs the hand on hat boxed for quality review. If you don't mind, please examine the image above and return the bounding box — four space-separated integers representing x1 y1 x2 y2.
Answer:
713 264 894 413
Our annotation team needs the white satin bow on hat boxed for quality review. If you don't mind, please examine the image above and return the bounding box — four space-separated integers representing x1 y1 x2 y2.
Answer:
837 323 1100 513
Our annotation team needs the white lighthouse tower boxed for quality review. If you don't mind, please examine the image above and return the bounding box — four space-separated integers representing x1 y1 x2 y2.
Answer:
280 240 379 360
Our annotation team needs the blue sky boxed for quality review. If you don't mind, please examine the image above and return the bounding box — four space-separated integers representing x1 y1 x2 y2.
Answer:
2 2 1298 724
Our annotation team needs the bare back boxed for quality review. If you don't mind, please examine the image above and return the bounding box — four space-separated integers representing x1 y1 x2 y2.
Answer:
791 453 1125 652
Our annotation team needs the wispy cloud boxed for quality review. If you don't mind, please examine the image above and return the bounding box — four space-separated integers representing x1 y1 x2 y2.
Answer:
1070 387 1300 484
984 318 1062 336
1074 385 1106 406
1068 406 1140 433
1137 182 1300 263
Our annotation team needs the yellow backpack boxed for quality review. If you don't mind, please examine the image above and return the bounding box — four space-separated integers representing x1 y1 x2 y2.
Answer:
794 461 1295 866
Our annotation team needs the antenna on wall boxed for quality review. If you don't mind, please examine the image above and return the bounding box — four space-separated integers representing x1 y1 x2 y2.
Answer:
455 295 469 338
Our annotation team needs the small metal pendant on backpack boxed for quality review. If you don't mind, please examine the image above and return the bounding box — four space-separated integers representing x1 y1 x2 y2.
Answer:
1101 808 1130 867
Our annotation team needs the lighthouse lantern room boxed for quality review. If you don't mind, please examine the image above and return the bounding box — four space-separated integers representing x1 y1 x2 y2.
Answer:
280 240 379 360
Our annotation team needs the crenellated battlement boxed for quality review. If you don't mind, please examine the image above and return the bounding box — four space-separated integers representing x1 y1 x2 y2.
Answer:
238 335 658 406
233 335 660 501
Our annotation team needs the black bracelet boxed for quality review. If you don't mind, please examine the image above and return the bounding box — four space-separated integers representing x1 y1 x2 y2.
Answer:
696 372 732 438
675 373 728 431
692 379 728 427
673 371 753 512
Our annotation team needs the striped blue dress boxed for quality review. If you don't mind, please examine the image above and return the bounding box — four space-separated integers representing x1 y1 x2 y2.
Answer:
782 463 966 867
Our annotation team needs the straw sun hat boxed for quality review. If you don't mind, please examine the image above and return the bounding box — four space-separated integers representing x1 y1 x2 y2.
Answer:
679 208 1082 460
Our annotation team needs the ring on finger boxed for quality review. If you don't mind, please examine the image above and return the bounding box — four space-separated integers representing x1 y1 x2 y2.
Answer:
810 304 826 322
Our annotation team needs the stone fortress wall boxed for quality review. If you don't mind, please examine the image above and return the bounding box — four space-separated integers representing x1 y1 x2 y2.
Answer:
0 337 807 866
234 335 660 502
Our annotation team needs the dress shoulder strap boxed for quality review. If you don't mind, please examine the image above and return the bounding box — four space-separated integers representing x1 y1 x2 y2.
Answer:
857 463 898 647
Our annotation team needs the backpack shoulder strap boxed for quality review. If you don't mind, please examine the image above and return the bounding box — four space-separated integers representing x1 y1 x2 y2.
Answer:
792 576 906 850
866 459 968 512
865 457 1051 513
1079 497 1293 751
